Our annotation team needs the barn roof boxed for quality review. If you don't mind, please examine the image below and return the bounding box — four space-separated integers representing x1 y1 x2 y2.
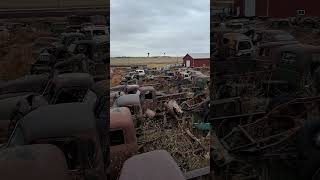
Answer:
186 53 210 59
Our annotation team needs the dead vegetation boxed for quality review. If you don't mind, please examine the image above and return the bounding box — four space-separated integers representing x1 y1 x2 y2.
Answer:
0 29 51 80
111 68 126 87
138 114 210 172
112 66 211 174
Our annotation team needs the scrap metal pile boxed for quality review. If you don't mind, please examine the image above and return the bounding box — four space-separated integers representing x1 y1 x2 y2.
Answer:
0 15 114 180
0 15 108 80
211 16 320 180
111 66 211 173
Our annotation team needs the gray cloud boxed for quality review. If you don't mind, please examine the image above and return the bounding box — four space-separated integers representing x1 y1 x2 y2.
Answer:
111 0 209 57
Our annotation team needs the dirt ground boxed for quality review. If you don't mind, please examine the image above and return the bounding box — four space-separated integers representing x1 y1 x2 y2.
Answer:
111 56 183 68
110 68 126 86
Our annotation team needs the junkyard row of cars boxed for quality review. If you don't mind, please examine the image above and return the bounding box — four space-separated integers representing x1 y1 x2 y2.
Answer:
210 17 320 180
0 15 116 180
1 15 212 180
110 66 211 180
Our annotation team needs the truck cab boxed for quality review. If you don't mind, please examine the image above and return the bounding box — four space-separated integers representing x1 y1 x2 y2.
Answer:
139 86 157 111
113 94 143 127
110 107 138 179
6 103 107 180
0 144 72 180
223 33 255 57
135 69 146 77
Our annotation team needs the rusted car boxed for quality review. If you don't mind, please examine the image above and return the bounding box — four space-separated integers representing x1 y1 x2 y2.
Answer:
6 103 107 180
0 93 48 143
269 18 293 31
66 40 107 81
297 17 319 29
43 73 95 104
31 36 60 59
126 85 140 94
110 107 138 179
268 44 320 90
222 33 255 57
111 84 140 94
110 85 140 97
0 74 49 99
58 32 86 49
119 150 186 180
50 22 69 35
139 86 187 112
139 86 157 111
0 144 71 180
111 85 126 92
110 91 124 106
0 73 97 105
113 94 143 127
255 41 300 70
252 30 298 45
53 54 90 75
193 75 210 94
30 33 87 75
118 150 210 180
67 40 107 63
210 96 320 180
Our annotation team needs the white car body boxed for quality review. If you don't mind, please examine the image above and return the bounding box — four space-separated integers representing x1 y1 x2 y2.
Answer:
135 69 146 76
180 72 191 80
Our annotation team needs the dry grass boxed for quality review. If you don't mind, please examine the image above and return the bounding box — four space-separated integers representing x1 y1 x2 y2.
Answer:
111 68 126 87
138 114 210 172
0 30 51 80
111 57 183 68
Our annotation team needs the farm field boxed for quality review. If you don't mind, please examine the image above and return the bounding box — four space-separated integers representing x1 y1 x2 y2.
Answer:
111 56 183 68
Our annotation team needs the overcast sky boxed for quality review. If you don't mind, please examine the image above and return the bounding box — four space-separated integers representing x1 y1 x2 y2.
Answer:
110 0 209 57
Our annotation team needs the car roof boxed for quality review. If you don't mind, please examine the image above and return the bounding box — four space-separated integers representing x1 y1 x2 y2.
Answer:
126 85 140 92
110 107 135 134
118 150 185 180
115 94 140 107
0 144 71 180
275 43 320 54
224 33 251 41
139 86 155 91
18 103 96 142
0 94 48 120
52 73 94 89
0 74 48 95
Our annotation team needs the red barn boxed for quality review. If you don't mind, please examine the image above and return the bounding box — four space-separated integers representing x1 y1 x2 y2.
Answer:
183 53 210 68
234 0 320 18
